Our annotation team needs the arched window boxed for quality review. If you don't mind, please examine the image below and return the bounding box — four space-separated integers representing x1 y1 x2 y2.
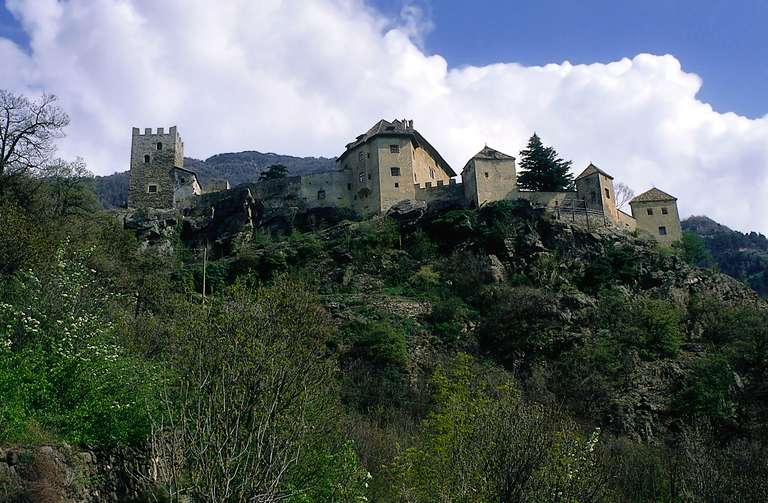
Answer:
144 154 150 163
156 142 163 150
317 190 326 200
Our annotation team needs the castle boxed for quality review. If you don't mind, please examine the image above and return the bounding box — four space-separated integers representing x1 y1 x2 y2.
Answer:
127 119 682 244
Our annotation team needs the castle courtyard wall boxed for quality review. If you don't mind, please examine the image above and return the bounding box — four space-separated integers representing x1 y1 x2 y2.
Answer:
301 171 353 209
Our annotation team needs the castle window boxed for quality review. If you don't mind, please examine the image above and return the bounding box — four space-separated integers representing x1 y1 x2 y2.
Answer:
395 182 399 188
144 154 150 163
390 167 401 176
604 188 610 199
359 172 365 183
662 207 669 215
347 183 352 190
358 151 364 161
484 172 489 178
429 167 435 179
368 173 371 180
647 208 654 215
156 142 163 150
390 144 400 154
317 190 326 200
658 226 668 236
147 184 158 193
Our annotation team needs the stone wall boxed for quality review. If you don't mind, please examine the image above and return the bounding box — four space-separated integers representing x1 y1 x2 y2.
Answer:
414 179 464 211
0 445 149 502
516 190 577 209
301 170 353 209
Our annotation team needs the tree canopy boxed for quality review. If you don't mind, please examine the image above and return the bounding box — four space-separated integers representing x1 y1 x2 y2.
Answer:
517 133 573 192
259 163 289 181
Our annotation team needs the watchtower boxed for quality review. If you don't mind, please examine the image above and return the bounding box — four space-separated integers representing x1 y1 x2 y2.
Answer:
128 126 185 209
574 163 618 223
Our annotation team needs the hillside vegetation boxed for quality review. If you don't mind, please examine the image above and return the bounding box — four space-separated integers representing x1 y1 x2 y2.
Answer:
3 175 768 501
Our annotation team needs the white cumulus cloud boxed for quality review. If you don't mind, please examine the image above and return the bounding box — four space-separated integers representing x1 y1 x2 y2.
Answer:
2 0 767 233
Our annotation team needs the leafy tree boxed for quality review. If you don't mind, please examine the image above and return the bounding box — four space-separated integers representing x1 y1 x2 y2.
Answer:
675 231 716 268
517 133 574 192
389 354 608 502
44 157 100 217
258 163 289 181
146 278 342 501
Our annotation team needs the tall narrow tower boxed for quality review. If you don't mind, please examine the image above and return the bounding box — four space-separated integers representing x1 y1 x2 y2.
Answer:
127 126 185 209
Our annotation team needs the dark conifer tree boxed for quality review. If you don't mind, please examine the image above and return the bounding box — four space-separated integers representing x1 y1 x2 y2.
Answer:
517 133 574 191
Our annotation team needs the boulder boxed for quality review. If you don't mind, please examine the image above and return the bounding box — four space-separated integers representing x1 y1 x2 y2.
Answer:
387 199 428 228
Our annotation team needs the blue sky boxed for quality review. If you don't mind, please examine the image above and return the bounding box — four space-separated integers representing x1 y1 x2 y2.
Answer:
370 0 768 118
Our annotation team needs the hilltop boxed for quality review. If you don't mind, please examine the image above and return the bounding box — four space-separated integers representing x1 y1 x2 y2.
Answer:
683 215 768 296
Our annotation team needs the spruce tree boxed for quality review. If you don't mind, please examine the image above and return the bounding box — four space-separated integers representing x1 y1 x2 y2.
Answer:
517 133 574 191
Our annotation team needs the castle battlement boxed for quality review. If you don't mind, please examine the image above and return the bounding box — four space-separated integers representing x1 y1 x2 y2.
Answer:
132 126 180 137
414 179 458 190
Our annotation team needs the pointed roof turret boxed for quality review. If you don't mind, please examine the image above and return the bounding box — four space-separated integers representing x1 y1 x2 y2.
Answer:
630 187 677 203
471 145 515 161
575 163 614 180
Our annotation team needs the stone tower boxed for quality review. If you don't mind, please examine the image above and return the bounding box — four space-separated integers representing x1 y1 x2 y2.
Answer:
461 146 517 208
629 187 682 245
575 163 619 223
128 126 185 209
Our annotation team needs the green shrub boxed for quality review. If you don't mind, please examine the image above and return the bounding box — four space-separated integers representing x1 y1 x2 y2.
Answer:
596 292 683 358
676 354 736 424
477 286 562 365
428 296 473 346
348 320 408 368
0 247 160 447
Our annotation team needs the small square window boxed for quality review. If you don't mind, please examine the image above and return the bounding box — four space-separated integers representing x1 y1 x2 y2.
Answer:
647 208 654 215
604 188 610 199
390 167 401 176
147 184 158 193
394 182 399 188
659 226 668 236
317 190 326 200
144 154 150 163
484 172 489 178
156 142 163 150
390 144 400 154
347 183 352 190
661 207 668 215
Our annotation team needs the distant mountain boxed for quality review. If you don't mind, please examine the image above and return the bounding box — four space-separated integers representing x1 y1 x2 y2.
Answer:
90 151 337 208
682 215 768 297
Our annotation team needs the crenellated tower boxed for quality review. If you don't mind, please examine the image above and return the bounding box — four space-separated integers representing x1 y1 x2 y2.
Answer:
127 126 186 209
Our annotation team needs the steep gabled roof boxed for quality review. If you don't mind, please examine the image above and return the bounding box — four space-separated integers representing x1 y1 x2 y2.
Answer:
471 145 515 161
630 187 677 203
337 119 456 177
575 163 614 180
174 166 199 179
